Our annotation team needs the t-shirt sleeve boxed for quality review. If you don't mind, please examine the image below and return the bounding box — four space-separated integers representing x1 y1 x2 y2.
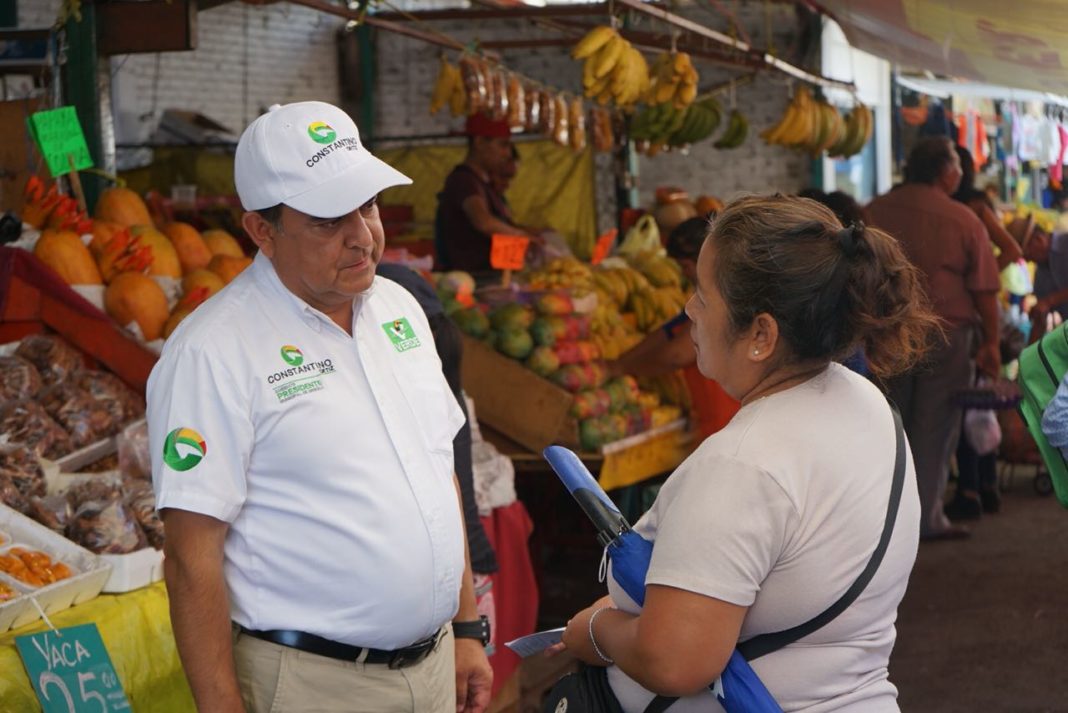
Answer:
148 342 254 522
643 453 799 607
445 170 486 207
963 214 1002 293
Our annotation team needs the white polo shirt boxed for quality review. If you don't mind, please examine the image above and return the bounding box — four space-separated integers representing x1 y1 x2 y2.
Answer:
148 252 466 649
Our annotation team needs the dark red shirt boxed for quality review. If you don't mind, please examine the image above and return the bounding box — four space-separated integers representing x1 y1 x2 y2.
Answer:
435 164 512 272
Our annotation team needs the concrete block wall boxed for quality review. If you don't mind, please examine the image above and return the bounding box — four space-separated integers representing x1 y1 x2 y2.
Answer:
373 3 813 228
18 1 345 145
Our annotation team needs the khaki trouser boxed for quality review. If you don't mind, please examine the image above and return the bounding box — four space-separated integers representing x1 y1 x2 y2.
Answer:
232 625 456 713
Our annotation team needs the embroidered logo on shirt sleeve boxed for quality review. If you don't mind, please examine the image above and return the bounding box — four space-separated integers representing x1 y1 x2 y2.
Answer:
382 317 422 352
163 428 207 471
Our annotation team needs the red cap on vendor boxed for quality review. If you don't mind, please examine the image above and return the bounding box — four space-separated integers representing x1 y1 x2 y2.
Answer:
465 112 512 139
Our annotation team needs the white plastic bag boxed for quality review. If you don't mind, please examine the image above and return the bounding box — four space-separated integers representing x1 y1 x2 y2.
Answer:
964 393 1002 456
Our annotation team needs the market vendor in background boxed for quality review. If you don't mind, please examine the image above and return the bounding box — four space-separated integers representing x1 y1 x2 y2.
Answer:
149 101 491 713
607 216 740 441
435 113 541 275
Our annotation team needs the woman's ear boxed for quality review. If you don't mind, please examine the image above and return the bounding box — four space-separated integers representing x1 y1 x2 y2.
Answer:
748 312 780 362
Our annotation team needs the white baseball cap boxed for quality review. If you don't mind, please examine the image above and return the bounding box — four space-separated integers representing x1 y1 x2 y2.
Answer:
234 101 411 219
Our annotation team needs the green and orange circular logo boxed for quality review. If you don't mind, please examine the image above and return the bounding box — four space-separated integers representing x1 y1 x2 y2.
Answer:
307 121 336 145
280 344 303 366
162 428 207 472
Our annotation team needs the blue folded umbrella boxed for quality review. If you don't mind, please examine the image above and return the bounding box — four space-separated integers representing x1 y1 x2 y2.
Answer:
544 445 783 713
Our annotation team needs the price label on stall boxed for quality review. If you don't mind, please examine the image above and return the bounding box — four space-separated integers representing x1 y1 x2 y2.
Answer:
590 228 618 266
26 107 94 179
490 234 530 271
16 623 131 712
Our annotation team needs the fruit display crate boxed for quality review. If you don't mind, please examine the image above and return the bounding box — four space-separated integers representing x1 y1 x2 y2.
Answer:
0 247 157 395
461 335 691 487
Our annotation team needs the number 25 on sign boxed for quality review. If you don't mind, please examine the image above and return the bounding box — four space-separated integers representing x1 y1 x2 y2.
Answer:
15 623 131 712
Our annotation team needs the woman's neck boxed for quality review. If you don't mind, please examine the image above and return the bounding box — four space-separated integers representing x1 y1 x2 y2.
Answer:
740 361 830 407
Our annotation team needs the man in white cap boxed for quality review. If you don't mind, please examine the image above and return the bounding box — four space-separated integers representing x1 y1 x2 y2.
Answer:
148 101 493 712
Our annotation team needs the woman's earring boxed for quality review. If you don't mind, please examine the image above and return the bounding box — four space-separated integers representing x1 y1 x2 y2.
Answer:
753 349 759 355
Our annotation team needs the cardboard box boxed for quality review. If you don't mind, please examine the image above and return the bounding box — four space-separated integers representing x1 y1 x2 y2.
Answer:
461 335 577 453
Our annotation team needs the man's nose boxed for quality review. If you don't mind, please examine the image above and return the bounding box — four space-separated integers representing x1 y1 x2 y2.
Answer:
342 211 373 249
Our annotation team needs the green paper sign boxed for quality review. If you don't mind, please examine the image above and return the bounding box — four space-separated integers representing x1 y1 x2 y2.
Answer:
27 107 94 178
15 623 131 712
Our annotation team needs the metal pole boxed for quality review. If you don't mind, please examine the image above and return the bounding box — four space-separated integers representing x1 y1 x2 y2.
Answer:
63 3 106 211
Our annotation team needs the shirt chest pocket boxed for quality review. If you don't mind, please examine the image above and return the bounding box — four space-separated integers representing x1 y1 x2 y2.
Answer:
393 352 458 454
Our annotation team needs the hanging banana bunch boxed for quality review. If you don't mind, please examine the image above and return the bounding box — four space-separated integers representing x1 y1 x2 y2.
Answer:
572 25 650 109
429 56 467 117
827 103 873 158
645 51 699 110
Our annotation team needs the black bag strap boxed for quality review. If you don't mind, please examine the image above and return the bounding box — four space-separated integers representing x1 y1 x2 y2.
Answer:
736 401 907 660
642 401 906 713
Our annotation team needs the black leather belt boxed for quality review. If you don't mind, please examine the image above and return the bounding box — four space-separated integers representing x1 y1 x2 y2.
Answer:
236 625 444 669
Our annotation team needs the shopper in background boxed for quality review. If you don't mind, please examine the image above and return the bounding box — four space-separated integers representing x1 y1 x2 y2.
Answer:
557 195 937 711
149 101 491 713
435 113 539 275
952 145 1023 271
868 136 1001 541
491 144 520 204
608 216 740 441
1019 218 1068 342
943 144 1023 521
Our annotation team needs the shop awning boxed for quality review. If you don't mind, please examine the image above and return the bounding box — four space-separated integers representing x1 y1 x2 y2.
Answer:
818 1 1068 94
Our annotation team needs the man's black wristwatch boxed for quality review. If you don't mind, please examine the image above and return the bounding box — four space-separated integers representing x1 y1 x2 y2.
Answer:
452 616 491 646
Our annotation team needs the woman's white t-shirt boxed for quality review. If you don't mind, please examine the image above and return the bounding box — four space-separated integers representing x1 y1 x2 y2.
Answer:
607 364 921 712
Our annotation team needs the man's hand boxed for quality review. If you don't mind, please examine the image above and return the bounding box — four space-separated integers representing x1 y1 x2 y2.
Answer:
454 637 493 713
975 341 1002 379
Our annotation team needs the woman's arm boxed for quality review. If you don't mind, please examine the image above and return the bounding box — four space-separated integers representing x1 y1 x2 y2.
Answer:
561 584 746 696
973 200 1023 271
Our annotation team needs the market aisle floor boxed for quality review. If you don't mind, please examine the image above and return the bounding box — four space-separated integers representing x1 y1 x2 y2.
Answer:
892 468 1068 712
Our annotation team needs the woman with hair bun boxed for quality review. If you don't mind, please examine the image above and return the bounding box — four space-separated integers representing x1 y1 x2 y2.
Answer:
558 195 940 712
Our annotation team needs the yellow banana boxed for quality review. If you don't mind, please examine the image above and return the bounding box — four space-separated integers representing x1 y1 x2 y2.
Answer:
429 57 456 115
572 26 617 60
593 34 626 79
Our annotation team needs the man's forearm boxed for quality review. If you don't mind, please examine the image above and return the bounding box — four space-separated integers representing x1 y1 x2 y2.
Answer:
165 556 243 711
973 291 1000 345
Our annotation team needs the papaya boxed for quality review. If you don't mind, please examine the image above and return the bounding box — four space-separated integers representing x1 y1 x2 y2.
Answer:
202 229 245 258
163 305 195 339
92 222 153 283
162 222 212 273
94 187 152 227
33 229 102 285
208 254 252 284
105 272 169 341
128 225 182 279
181 269 225 300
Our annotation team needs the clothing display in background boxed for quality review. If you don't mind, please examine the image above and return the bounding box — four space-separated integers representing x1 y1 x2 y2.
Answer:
955 109 989 170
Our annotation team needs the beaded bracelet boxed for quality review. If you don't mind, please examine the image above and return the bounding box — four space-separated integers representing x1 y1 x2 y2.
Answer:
588 606 615 664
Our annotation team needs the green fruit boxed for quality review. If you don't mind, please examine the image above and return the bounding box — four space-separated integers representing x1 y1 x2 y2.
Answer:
484 329 499 349
530 317 557 347
490 303 535 331
452 307 489 338
496 328 534 360
441 298 464 317
525 346 561 377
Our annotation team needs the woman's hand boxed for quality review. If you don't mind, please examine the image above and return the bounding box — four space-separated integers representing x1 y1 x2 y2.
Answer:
548 595 615 664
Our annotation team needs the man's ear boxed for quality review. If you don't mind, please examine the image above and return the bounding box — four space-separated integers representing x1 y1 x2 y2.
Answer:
241 211 277 258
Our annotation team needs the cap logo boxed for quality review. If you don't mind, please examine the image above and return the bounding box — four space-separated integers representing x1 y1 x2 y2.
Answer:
307 121 337 145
